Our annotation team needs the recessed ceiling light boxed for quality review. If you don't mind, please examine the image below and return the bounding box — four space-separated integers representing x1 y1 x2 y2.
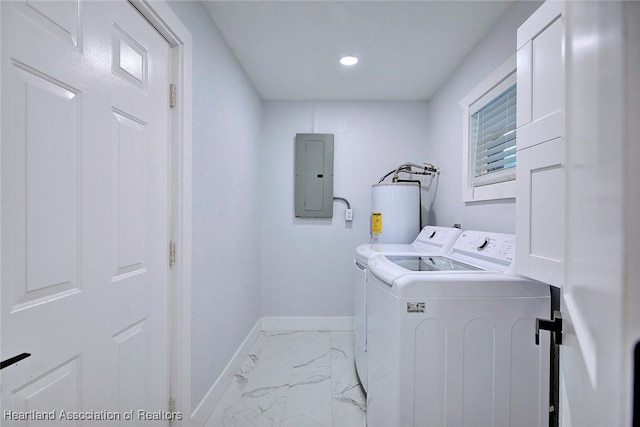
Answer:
340 56 358 66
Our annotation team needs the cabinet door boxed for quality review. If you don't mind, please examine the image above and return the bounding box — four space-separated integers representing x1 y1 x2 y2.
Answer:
515 138 564 286
517 1 564 150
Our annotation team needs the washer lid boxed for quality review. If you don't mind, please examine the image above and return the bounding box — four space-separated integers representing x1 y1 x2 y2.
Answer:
387 255 481 272
367 254 550 299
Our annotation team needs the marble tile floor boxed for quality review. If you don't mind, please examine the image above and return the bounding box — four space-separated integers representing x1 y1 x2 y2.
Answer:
205 330 366 427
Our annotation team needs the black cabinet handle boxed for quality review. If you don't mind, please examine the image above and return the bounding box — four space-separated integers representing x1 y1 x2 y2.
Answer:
0 353 31 370
536 310 562 345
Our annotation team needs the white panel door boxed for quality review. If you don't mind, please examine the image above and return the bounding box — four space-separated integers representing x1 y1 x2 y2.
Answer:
560 1 639 426
1 0 171 422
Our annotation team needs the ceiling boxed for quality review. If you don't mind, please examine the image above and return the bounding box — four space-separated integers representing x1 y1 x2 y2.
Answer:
202 1 515 101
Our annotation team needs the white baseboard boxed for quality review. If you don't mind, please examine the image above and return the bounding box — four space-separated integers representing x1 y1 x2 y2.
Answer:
261 316 353 331
190 318 262 427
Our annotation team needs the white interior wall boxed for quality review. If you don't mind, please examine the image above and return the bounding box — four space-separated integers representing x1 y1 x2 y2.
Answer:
259 101 429 317
423 0 543 233
167 1 263 412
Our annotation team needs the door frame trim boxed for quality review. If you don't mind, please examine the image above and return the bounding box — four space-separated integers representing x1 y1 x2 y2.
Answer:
127 1 193 423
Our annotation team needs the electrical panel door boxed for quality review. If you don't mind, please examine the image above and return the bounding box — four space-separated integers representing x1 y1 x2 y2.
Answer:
294 133 334 218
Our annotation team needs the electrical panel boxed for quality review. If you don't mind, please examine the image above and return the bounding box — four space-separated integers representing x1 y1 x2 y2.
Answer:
294 133 334 218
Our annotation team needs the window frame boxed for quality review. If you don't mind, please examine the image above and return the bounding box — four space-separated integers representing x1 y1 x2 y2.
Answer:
460 54 517 202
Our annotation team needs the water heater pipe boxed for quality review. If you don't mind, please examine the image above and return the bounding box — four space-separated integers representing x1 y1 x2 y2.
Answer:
377 162 439 184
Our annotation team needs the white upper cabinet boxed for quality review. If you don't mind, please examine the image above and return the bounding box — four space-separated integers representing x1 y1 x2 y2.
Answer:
516 137 565 286
515 1 566 286
516 1 565 151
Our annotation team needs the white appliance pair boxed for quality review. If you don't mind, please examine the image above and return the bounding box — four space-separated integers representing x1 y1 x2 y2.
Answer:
353 226 463 391
359 230 551 427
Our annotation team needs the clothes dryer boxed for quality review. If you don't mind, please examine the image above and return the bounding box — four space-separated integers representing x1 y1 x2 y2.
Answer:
353 226 462 391
366 231 551 427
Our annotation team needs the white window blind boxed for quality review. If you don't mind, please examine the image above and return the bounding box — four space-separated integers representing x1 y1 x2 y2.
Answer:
469 78 517 187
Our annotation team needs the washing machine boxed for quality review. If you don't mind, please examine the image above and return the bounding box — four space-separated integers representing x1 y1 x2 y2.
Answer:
366 231 551 427
353 225 462 392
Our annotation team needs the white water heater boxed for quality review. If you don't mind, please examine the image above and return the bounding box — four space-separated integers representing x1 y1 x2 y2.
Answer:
371 183 420 243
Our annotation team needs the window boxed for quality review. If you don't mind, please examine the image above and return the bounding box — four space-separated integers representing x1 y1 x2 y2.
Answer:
460 55 517 202
470 82 516 185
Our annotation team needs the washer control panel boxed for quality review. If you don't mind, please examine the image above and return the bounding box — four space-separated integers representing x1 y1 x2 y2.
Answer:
450 231 515 264
414 226 463 250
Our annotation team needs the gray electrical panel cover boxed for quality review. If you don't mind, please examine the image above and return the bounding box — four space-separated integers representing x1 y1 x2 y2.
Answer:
294 133 334 218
